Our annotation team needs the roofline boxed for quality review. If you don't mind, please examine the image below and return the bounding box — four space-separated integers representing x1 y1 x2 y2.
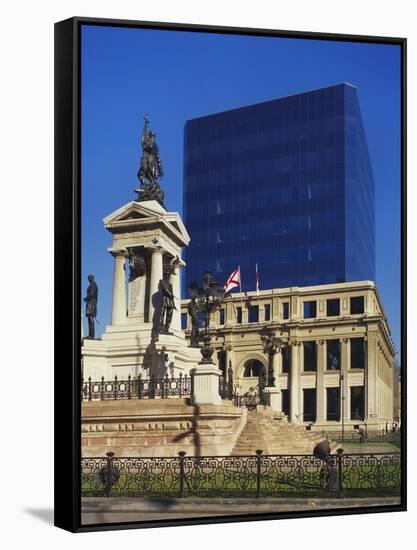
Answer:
185 82 357 123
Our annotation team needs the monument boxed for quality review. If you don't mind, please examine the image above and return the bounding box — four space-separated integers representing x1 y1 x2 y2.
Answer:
82 117 201 381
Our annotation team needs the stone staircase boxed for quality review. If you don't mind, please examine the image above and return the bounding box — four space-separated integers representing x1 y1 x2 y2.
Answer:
231 406 334 455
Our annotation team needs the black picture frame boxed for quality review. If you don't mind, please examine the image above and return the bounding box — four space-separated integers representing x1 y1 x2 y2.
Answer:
54 16 407 533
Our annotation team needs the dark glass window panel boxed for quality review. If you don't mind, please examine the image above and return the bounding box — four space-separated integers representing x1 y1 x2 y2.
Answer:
303 341 317 371
303 389 317 422
304 301 317 318
350 386 365 420
281 389 289 416
326 340 341 370
236 307 242 324
326 298 340 317
350 296 364 314
283 302 289 319
326 387 340 421
282 346 291 373
198 311 205 328
219 308 225 325
181 313 188 330
350 338 365 369
264 304 271 322
243 360 265 377
217 350 226 376
248 305 259 323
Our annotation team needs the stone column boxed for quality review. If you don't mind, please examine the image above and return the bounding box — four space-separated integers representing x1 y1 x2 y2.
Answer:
340 338 350 423
316 340 326 423
366 333 378 426
290 341 300 422
170 260 183 332
148 247 164 323
111 251 127 325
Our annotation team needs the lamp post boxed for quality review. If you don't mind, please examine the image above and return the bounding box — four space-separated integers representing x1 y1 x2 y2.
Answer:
260 328 280 387
340 373 345 445
189 271 225 365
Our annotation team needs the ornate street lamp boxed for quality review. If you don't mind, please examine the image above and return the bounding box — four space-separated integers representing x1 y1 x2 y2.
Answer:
189 271 225 364
260 328 281 387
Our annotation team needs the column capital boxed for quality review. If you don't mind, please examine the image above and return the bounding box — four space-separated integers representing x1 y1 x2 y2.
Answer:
109 248 128 258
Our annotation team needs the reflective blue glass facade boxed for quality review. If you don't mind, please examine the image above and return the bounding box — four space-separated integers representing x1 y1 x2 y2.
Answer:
183 84 375 292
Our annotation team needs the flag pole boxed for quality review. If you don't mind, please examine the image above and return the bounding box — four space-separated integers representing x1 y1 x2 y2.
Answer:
256 263 261 318
238 265 244 319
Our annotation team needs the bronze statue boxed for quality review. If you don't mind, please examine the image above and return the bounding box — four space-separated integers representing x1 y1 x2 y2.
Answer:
187 296 200 346
84 274 98 339
135 115 165 204
158 267 176 333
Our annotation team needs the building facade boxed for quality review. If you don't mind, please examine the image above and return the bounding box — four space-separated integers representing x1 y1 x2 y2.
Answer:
181 281 395 432
183 83 375 292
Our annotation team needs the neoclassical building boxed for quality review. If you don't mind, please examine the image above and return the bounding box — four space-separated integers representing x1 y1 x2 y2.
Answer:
181 280 395 432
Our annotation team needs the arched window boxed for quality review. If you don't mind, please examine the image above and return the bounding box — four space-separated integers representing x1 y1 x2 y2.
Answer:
243 359 265 377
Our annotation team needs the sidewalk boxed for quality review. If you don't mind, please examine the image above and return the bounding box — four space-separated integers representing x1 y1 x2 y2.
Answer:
82 496 401 525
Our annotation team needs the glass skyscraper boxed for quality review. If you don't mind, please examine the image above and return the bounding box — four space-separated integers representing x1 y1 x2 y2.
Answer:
183 84 375 292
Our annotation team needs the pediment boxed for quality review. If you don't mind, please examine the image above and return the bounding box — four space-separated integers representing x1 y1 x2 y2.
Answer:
103 200 190 245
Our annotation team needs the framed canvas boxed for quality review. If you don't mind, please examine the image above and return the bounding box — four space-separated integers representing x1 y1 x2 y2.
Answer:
54 16 406 532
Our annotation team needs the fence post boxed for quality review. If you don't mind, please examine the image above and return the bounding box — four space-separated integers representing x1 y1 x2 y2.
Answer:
337 448 344 498
88 376 92 401
165 373 169 399
138 374 142 399
127 374 131 399
228 365 234 401
100 376 105 400
179 372 183 398
114 375 118 400
255 449 263 498
178 451 186 498
105 452 115 498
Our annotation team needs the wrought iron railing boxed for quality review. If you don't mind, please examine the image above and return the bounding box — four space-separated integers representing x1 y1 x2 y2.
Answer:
81 374 192 401
321 430 401 444
81 450 400 499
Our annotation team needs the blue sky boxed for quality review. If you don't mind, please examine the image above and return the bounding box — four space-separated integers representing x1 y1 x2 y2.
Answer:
81 24 401 356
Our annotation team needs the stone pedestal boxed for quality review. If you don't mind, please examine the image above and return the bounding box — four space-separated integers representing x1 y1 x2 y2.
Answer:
263 386 282 412
190 364 222 405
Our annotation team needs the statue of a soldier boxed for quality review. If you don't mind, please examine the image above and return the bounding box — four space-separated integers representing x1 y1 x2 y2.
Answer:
84 274 98 339
187 296 200 346
135 115 165 204
158 266 176 333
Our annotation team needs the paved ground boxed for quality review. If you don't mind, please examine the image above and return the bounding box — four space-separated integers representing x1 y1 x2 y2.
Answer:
81 496 401 525
338 442 400 453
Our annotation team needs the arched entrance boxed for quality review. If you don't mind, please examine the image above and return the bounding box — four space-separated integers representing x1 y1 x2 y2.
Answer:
242 359 266 378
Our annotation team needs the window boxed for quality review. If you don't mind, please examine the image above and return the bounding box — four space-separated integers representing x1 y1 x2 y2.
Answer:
181 313 188 330
326 340 340 370
264 304 271 322
236 306 242 324
350 386 365 420
350 338 365 369
243 360 265 377
351 296 364 314
326 387 340 421
303 301 317 318
281 389 289 416
217 350 226 376
303 341 317 371
283 302 289 319
326 298 340 317
248 305 259 323
303 389 317 422
282 346 291 373
219 308 225 325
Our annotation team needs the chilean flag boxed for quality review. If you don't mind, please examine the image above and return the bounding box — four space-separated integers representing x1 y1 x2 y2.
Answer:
224 266 241 294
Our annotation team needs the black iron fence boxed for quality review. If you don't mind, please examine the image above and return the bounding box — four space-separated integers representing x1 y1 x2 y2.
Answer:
82 374 192 401
81 450 400 499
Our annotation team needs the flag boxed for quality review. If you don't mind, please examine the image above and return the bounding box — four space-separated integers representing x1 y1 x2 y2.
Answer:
256 263 260 295
224 266 241 294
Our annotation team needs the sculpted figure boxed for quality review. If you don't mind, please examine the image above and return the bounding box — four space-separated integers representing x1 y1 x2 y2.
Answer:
136 115 165 203
84 274 98 339
187 296 200 346
158 268 176 333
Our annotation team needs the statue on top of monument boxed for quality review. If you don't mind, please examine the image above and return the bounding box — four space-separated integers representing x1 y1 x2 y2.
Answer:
84 274 98 339
135 115 165 205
